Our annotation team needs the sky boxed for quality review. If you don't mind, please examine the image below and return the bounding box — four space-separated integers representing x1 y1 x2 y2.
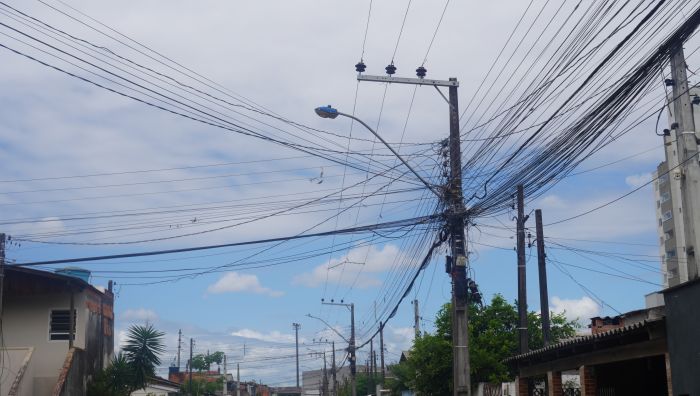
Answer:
1 0 700 387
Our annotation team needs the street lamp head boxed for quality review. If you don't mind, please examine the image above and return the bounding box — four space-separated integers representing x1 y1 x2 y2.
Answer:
314 105 339 119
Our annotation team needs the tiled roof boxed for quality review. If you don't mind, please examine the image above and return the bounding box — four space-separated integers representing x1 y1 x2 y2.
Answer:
504 318 663 363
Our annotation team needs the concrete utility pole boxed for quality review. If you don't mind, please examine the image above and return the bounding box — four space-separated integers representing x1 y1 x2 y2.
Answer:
293 323 301 388
369 338 374 380
332 341 337 396
379 322 385 383
189 338 194 392
516 185 529 353
322 301 356 396
177 329 182 369
670 43 700 281
0 233 5 329
223 354 228 396
237 363 240 396
447 77 471 396
535 210 551 346
413 299 420 338
353 72 470 395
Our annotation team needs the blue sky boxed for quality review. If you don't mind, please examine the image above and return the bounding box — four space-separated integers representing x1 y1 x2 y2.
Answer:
1 0 699 386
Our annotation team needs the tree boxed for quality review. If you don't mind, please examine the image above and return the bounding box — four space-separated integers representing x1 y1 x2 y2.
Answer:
87 324 166 396
392 294 578 394
122 324 166 391
191 351 225 372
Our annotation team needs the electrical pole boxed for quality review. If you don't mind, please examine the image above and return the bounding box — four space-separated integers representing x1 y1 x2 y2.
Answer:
223 353 228 396
237 363 240 396
516 185 529 353
447 77 471 396
332 341 337 396
379 322 385 383
535 209 551 346
353 72 469 395
177 329 182 370
323 351 329 396
670 43 700 281
321 301 356 396
369 338 374 380
189 338 194 393
0 233 5 330
413 299 420 338
293 323 301 389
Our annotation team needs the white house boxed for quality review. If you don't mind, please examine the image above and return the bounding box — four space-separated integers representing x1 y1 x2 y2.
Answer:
0 266 114 396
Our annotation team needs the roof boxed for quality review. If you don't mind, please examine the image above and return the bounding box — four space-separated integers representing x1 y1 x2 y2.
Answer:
148 376 181 389
6 265 109 296
505 318 665 363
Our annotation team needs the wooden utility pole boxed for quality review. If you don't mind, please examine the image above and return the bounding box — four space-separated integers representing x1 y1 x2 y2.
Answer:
293 323 301 388
670 43 700 281
535 209 551 346
448 77 471 396
516 185 529 353
379 322 385 383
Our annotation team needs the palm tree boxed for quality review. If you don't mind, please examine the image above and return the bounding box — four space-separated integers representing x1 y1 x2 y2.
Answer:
122 324 166 392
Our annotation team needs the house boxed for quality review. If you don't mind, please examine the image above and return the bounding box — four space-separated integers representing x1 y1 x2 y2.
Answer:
131 376 180 396
0 266 114 396
506 278 700 396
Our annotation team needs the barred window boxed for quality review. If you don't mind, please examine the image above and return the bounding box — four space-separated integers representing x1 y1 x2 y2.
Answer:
50 310 76 341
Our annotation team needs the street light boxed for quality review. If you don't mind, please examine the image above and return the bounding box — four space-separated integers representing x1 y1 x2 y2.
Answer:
314 105 441 198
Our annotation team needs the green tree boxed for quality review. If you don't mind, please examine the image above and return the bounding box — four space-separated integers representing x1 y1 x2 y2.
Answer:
181 377 224 396
122 324 166 391
191 351 226 371
393 294 578 394
87 324 166 396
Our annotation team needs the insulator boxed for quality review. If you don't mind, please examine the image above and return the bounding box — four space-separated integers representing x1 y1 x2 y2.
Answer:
385 63 397 75
416 66 427 78
355 61 366 73
665 78 675 86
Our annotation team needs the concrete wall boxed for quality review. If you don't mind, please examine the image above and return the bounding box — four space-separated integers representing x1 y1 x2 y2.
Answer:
664 280 700 395
3 291 88 395
0 347 34 396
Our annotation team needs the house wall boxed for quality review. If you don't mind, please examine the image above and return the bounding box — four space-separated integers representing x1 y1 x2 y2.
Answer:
3 291 88 395
0 347 34 396
664 280 700 395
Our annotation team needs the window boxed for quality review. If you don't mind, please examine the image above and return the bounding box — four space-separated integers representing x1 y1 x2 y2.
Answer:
662 210 673 222
659 173 669 185
50 310 76 341
666 249 677 259
660 191 671 204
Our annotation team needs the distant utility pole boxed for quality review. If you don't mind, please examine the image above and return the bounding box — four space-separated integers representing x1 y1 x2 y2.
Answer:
293 323 301 388
189 338 194 392
535 210 551 346
356 72 470 396
379 322 385 383
516 185 529 353
369 339 374 380
331 341 337 396
413 299 420 338
670 43 700 281
223 354 228 396
0 233 5 325
236 364 240 396
177 329 182 369
322 300 355 396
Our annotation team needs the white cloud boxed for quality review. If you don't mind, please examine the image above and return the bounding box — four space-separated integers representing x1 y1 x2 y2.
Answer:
551 296 601 323
207 272 283 297
540 195 567 209
292 244 401 288
231 329 297 343
121 308 158 322
625 173 652 188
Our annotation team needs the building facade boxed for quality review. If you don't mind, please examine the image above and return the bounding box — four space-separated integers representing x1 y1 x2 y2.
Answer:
653 86 700 287
1 266 114 396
